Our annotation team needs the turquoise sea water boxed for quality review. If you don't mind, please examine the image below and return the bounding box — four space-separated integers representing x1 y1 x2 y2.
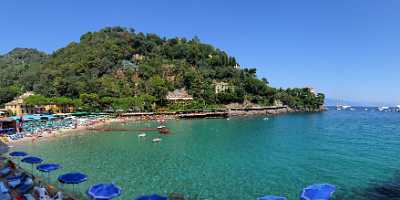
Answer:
14 110 400 199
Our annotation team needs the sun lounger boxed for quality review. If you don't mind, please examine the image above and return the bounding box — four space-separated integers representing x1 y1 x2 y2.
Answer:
24 194 35 200
0 166 11 176
0 181 11 200
17 177 33 194
0 181 8 193
7 173 27 188
0 192 11 200
53 191 63 200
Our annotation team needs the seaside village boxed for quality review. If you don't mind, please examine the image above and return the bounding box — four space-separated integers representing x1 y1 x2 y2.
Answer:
0 90 334 200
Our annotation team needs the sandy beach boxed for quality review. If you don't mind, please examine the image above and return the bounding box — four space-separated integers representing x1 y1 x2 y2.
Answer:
5 114 177 145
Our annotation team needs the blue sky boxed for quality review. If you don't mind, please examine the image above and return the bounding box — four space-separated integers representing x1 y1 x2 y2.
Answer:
1 0 399 105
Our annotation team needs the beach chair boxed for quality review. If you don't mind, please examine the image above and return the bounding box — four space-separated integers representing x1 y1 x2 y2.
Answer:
7 173 27 188
53 191 63 200
17 177 34 194
0 192 11 200
0 181 9 193
24 194 35 200
0 166 12 176
0 181 11 200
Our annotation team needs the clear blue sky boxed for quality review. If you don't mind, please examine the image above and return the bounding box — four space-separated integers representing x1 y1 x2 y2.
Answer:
1 0 399 105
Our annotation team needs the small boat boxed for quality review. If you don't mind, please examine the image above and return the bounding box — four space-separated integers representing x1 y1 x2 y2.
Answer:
152 138 162 143
378 106 389 112
138 133 146 138
157 125 166 129
263 117 269 120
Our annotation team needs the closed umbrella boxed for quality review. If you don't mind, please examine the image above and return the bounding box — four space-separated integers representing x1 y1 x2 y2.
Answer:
87 183 122 200
300 183 336 200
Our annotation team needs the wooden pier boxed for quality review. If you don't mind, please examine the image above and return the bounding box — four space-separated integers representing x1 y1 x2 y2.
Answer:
178 112 229 119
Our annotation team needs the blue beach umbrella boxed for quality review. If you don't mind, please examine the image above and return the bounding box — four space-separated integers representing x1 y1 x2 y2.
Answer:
257 196 287 200
58 172 88 192
9 151 28 166
9 151 28 157
135 194 168 200
87 183 122 200
37 163 61 182
300 183 336 200
21 156 43 174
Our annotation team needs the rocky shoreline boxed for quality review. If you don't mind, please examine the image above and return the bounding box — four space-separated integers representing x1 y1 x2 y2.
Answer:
227 106 324 117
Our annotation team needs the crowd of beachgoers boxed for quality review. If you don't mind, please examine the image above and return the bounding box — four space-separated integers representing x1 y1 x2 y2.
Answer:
0 113 114 144
0 113 176 144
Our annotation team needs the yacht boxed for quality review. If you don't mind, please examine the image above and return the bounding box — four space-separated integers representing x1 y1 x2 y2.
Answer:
378 106 389 112
336 105 351 110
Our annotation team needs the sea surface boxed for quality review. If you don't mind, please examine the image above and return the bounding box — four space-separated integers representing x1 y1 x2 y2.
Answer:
14 109 400 199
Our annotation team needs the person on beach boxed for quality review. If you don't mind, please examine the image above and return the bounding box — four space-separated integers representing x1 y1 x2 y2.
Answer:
7 160 16 170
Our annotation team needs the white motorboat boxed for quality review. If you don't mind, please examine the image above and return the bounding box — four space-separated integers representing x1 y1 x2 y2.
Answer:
378 106 389 112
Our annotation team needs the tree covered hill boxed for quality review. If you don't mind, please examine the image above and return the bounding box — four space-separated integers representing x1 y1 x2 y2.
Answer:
0 27 324 111
0 48 48 104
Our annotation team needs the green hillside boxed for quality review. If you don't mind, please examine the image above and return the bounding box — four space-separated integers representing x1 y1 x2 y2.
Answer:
0 27 324 112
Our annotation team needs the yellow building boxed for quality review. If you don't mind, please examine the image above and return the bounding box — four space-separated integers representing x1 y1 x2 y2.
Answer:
42 104 75 113
4 92 75 115
4 92 35 115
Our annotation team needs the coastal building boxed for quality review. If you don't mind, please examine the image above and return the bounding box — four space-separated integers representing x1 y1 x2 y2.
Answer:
4 92 75 115
4 92 35 115
0 118 16 130
214 81 234 94
166 88 193 103
41 104 75 114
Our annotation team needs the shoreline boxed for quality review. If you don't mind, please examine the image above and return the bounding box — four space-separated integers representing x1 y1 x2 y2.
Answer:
6 107 323 145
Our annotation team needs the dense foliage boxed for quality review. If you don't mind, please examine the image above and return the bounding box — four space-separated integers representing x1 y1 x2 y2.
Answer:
0 48 48 104
0 27 324 111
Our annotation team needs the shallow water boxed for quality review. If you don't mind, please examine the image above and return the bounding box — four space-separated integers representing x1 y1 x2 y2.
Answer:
15 110 400 199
